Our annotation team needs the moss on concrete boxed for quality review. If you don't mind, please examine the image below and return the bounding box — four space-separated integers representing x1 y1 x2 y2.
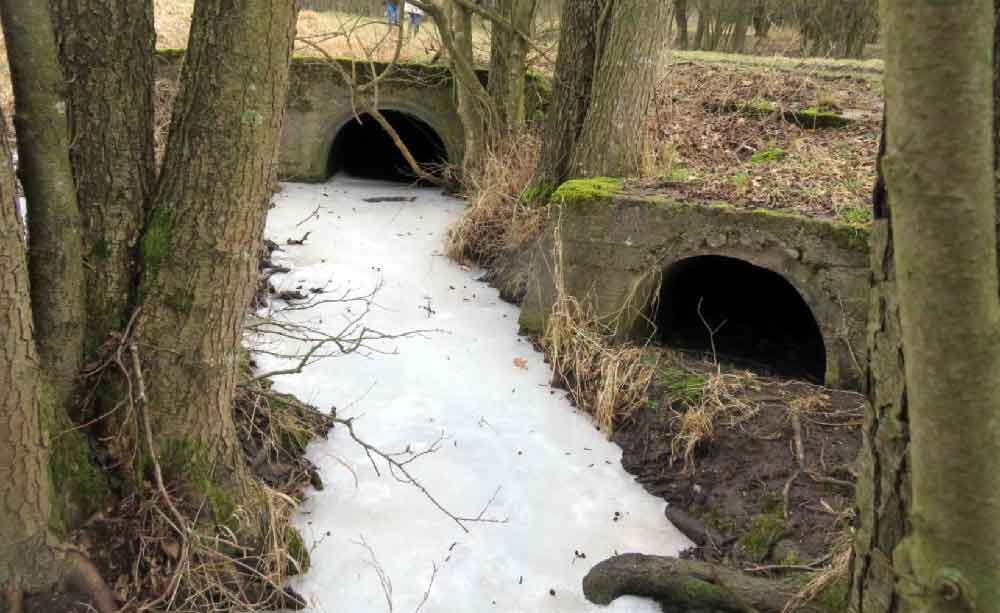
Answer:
551 177 624 207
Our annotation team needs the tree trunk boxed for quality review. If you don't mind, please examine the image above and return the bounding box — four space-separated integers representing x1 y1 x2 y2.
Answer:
570 0 668 177
877 3 1000 611
0 102 60 601
531 0 598 195
847 117 910 613
50 0 156 357
674 0 688 49
134 0 298 519
0 0 85 408
0 104 115 613
447 0 490 174
488 0 536 132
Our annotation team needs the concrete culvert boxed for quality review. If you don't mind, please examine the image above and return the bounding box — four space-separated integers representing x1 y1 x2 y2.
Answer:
328 110 446 182
654 255 827 382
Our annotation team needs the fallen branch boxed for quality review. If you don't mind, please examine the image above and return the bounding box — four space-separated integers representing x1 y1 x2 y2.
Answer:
582 554 828 613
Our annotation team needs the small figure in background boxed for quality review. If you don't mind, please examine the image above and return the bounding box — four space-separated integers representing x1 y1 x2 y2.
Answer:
405 2 424 36
385 0 400 27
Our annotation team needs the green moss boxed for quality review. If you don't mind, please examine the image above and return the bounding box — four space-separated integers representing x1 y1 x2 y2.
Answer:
839 207 873 225
146 439 238 527
738 512 787 560
91 238 112 260
40 385 109 536
659 367 706 406
155 48 186 61
692 505 736 536
829 222 870 252
140 206 173 274
795 107 852 128
750 147 787 165
816 577 849 611
551 177 623 207
746 98 778 114
286 527 310 575
682 577 725 603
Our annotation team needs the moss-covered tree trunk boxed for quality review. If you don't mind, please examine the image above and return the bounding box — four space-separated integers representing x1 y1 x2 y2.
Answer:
50 0 156 356
570 0 668 177
0 0 85 408
878 2 1000 610
0 108 115 613
134 0 298 517
851 2 1000 611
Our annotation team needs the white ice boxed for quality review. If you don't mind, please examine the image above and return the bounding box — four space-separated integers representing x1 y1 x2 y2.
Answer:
258 177 690 613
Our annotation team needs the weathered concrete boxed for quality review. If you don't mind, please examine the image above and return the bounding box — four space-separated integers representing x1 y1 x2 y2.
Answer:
157 50 546 182
281 58 468 181
518 180 870 390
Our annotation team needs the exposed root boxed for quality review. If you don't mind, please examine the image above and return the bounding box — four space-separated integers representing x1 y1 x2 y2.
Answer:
583 553 830 613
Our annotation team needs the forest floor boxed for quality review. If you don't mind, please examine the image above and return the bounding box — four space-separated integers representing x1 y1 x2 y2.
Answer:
612 348 863 573
634 52 882 225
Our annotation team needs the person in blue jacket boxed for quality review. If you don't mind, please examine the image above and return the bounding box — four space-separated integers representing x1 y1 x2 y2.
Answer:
385 0 400 26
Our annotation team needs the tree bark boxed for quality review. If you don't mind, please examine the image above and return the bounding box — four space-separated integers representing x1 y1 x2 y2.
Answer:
531 0 598 195
0 105 115 613
876 2 1000 611
50 0 156 356
674 0 689 49
135 0 298 518
570 0 668 177
488 0 537 132
0 0 85 408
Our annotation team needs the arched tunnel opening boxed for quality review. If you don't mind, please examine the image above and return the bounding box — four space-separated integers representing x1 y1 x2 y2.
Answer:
328 110 446 183
652 256 827 382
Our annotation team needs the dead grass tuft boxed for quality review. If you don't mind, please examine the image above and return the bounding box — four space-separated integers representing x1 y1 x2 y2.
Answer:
445 129 545 267
540 223 654 434
783 539 852 612
669 368 760 472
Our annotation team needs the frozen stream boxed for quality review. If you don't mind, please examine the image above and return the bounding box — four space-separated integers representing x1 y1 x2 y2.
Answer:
258 177 690 613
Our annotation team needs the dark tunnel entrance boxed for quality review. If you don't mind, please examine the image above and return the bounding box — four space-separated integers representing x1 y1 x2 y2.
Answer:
329 110 446 182
653 256 827 382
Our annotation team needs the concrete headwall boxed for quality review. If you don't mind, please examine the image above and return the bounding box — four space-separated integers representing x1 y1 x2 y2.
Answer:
156 50 549 182
518 180 871 390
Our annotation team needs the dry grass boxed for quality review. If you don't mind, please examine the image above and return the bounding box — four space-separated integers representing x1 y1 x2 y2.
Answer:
631 52 881 223
668 367 760 472
445 129 545 267
540 223 655 434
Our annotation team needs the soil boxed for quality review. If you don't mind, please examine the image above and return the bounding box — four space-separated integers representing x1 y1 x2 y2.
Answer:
638 57 882 222
42 379 333 613
612 348 863 569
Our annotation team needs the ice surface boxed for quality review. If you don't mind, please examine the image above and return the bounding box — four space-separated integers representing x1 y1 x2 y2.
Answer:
258 177 690 613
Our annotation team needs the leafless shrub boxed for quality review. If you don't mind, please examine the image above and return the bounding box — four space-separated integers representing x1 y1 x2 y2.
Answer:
445 128 545 267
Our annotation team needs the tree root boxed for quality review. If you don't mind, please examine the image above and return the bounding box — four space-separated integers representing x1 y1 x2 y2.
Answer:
58 551 117 613
582 554 828 613
2 548 117 613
